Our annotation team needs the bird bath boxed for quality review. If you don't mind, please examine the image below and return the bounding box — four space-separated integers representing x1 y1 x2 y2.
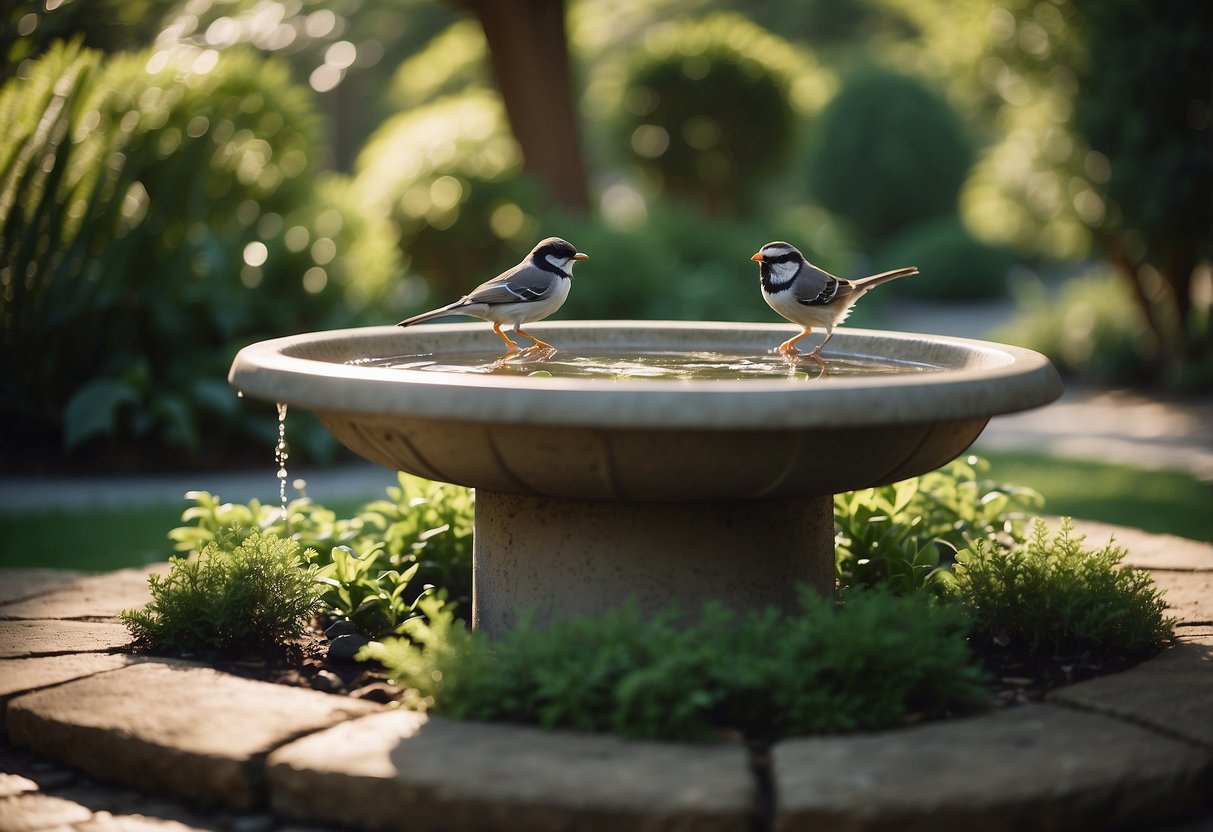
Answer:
229 320 1062 633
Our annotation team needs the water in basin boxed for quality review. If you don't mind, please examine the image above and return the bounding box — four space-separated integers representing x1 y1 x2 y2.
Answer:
350 350 945 381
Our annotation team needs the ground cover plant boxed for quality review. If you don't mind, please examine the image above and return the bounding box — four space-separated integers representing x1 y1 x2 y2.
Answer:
364 589 990 743
119 531 321 652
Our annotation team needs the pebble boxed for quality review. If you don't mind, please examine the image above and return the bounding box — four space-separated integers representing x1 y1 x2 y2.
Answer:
323 620 359 640
327 633 370 661
310 670 345 694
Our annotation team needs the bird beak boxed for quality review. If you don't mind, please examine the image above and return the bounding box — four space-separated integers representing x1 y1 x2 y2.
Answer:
751 252 764 262
574 253 589 261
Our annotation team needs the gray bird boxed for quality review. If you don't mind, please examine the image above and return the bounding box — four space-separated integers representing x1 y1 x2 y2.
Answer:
398 237 588 353
752 241 918 358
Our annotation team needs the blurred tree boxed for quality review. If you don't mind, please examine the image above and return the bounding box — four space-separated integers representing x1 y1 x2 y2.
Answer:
1070 0 1212 374
453 0 589 210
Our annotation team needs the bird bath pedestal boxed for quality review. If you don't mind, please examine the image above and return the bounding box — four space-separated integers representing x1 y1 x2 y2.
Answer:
229 321 1061 633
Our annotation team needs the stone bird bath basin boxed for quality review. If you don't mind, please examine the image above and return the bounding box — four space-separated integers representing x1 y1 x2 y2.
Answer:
229 321 1062 633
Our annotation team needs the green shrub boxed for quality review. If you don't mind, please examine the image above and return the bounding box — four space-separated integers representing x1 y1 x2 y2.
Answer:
879 216 1016 301
168 473 474 633
835 455 1043 594
947 518 1175 657
120 531 321 652
352 91 544 305
366 588 988 742
315 547 435 637
805 66 974 244
992 268 1156 386
0 42 396 467
613 15 801 214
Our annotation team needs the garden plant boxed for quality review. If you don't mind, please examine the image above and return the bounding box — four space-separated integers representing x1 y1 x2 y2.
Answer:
120 457 1176 743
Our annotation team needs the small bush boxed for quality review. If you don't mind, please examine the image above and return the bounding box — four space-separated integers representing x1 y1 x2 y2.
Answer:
805 66 973 244
947 518 1175 657
613 15 803 214
120 531 321 652
352 91 544 304
993 268 1156 386
365 588 989 742
879 216 1016 301
168 472 474 633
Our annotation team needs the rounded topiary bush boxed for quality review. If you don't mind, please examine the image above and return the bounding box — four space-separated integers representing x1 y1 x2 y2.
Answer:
879 216 1016 301
614 15 801 214
805 66 974 244
353 91 546 305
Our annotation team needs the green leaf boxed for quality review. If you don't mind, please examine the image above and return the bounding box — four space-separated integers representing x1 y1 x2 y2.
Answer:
63 376 140 449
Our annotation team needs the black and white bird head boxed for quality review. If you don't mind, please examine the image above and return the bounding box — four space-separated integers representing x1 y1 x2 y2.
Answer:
529 237 589 278
751 241 807 292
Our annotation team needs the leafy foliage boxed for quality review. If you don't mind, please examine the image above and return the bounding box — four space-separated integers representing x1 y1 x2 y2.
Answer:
834 456 1044 594
613 15 802 214
365 588 989 742
352 90 543 305
1072 0 1212 324
168 472 474 634
0 42 398 467
314 547 434 636
879 216 1017 302
993 267 1155 385
805 66 974 245
947 517 1175 657
119 531 321 652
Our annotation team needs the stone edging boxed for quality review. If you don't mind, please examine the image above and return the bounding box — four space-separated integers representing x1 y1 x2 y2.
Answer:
1 519 1211 831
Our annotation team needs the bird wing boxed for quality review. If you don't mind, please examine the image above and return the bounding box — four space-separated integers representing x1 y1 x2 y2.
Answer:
793 264 851 307
462 265 557 306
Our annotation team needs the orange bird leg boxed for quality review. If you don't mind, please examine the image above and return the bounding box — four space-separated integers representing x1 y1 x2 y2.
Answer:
492 322 520 353
515 325 555 351
777 327 812 354
806 327 836 359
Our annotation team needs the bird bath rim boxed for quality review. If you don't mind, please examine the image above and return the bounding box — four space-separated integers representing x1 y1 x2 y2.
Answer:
227 320 1062 431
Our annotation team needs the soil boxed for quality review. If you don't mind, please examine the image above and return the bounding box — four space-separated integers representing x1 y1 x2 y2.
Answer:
159 623 1151 712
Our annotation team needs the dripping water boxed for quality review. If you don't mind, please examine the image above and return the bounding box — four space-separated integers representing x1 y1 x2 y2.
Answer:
275 402 290 531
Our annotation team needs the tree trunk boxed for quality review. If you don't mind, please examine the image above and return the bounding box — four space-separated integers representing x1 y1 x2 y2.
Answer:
459 0 591 211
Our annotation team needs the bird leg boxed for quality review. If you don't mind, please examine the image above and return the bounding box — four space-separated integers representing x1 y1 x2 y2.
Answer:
777 327 812 355
492 322 520 353
806 326 835 360
515 325 555 353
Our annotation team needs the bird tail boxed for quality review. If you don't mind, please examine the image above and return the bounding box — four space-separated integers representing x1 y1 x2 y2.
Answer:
853 266 918 290
397 302 464 327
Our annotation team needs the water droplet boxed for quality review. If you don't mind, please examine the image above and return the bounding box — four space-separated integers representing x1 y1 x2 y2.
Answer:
274 402 290 528
236 390 244 398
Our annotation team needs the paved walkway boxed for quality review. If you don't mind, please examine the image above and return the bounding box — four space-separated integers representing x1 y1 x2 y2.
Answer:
1 518 1211 830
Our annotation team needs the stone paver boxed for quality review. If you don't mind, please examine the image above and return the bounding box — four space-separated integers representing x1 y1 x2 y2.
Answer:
771 703 1212 832
7 661 381 811
268 710 756 832
1070 519 1213 571
0 568 86 605
1049 634 1213 750
0 564 166 621
0 619 133 658
1152 571 1213 625
0 791 94 831
0 653 141 705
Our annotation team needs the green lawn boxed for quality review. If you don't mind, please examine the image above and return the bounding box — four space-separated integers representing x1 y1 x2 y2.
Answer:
979 451 1212 543
1 453 1208 572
